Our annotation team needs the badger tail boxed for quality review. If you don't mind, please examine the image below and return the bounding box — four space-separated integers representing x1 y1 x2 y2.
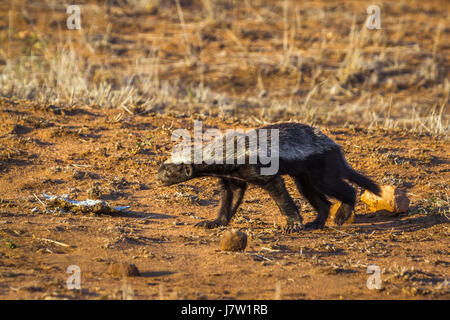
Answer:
345 168 381 196
342 156 381 196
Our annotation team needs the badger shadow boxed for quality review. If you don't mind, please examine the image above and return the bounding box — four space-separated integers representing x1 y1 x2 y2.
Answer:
348 209 448 234
117 210 177 220
140 271 176 278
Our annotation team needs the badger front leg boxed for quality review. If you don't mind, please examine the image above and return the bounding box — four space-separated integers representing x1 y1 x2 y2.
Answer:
260 175 304 233
195 179 247 229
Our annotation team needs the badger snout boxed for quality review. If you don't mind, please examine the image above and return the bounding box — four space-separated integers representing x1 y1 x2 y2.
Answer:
156 168 166 183
156 168 171 186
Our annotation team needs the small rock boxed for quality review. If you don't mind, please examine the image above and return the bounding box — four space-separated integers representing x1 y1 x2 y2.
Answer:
108 262 140 278
220 229 247 252
361 185 410 214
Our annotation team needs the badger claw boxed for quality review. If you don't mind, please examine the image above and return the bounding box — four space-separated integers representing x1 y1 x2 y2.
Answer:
194 219 227 229
333 203 353 226
282 222 304 234
333 215 346 226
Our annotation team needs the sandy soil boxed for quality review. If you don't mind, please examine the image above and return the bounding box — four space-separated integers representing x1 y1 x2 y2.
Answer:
0 98 448 299
0 0 448 300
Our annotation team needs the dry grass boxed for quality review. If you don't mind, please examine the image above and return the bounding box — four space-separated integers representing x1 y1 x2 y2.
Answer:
0 0 448 135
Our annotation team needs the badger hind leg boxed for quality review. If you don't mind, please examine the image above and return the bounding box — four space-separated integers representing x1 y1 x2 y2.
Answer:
294 175 331 230
315 178 356 226
302 150 356 226
259 175 303 233
195 178 247 229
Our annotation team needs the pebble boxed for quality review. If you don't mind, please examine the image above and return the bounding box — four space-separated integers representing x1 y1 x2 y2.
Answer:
108 262 140 278
220 229 247 252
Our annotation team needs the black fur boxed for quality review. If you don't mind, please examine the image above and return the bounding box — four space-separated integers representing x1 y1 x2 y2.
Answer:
157 122 380 231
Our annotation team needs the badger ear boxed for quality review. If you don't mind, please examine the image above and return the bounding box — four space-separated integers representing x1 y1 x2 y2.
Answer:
184 164 193 177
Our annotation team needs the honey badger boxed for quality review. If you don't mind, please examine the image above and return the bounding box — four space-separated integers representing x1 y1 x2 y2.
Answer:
156 122 380 231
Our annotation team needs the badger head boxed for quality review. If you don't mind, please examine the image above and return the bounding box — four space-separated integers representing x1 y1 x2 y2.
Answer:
156 162 194 186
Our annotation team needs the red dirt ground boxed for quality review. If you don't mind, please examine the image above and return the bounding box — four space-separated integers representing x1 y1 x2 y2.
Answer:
0 98 448 299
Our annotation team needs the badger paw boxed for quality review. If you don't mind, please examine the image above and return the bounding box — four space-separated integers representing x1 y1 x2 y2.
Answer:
282 222 304 234
194 219 227 229
333 203 353 226
333 214 346 226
